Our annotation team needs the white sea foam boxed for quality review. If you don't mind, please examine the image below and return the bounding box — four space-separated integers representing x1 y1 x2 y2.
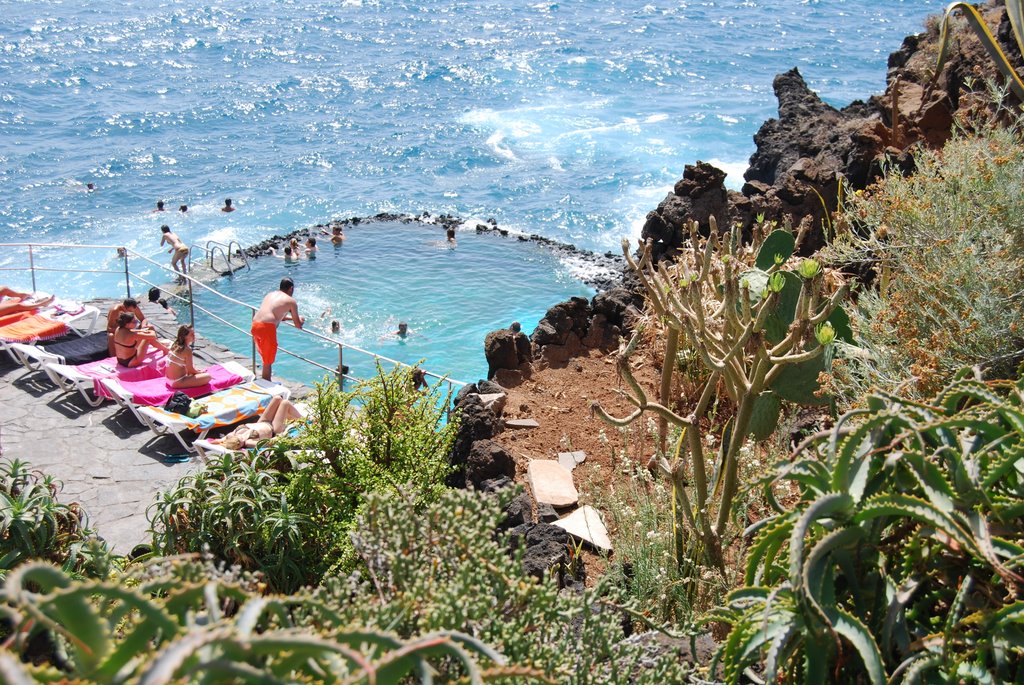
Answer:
706 158 749 189
486 132 518 161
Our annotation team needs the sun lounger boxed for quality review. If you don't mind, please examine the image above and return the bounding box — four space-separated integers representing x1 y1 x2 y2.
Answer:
0 298 99 343
42 351 167 407
135 380 292 453
5 332 109 371
99 361 253 424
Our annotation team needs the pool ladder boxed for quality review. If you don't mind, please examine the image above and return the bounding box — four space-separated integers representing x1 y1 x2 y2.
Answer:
189 240 250 275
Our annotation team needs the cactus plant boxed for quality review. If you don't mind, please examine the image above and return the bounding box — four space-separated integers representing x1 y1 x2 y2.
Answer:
934 1 1024 102
593 217 850 571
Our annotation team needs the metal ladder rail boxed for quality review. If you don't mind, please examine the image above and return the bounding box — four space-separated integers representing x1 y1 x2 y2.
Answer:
226 240 250 271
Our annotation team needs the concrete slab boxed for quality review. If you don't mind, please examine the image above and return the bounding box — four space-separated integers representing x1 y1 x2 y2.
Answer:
527 459 578 507
554 505 612 553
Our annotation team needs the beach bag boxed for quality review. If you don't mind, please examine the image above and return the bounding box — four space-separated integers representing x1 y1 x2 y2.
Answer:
163 391 192 415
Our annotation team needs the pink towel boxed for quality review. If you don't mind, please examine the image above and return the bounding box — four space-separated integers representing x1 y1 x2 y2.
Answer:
76 352 167 397
103 364 245 406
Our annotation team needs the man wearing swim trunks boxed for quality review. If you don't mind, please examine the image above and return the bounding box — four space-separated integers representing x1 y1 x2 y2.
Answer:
251 277 304 381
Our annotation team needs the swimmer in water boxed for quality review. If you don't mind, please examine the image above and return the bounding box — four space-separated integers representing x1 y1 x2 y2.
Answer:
222 198 235 213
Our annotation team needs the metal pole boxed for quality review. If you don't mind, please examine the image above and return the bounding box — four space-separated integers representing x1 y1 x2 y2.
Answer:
123 249 131 298
28 246 36 292
251 309 257 376
187 275 195 331
337 343 344 385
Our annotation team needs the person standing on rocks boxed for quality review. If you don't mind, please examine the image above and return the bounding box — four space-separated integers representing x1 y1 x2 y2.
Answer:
251 277 304 381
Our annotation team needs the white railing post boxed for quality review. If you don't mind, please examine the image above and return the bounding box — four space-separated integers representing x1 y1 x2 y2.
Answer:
28 245 37 291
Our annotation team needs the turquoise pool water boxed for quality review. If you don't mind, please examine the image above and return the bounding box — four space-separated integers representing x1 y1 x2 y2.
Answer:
189 221 594 386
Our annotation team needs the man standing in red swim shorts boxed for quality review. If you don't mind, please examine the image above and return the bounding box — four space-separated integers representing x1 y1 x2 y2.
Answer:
251 277 304 381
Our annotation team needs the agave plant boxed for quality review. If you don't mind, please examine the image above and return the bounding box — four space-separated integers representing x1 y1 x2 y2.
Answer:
935 0 1024 101
709 371 1024 683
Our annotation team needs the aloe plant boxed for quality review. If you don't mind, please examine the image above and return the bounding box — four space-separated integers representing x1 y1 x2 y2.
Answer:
594 217 850 572
934 0 1024 101
0 458 110 578
710 371 1024 683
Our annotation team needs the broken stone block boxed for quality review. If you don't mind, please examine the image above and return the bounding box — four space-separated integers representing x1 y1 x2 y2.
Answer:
527 459 578 508
505 418 540 429
557 450 586 471
554 505 612 553
477 392 507 415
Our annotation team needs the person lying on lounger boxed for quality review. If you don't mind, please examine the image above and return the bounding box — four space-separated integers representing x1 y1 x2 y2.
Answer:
113 312 169 367
165 325 212 388
212 396 304 450
0 287 54 315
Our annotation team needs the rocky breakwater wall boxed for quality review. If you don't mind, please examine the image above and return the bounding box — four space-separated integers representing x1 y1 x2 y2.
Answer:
243 211 625 292
642 0 1021 259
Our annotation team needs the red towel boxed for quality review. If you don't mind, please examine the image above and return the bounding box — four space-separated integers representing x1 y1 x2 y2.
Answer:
0 313 67 342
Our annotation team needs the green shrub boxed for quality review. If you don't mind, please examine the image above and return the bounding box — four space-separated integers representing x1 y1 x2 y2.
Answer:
829 122 1024 399
710 371 1024 683
0 458 112 579
148 363 457 592
0 557 518 684
307 487 695 684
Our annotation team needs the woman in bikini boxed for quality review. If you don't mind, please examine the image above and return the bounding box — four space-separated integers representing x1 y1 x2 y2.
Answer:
113 312 168 367
214 396 304 450
165 325 212 388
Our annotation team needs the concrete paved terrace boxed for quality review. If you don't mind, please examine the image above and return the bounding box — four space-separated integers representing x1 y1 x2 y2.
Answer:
0 298 306 555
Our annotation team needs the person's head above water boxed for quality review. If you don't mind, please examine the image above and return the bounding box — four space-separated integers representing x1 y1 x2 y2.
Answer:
510 321 522 333
179 204 188 213
155 200 165 211
331 320 340 334
222 198 234 212
280 277 294 295
283 246 293 256
306 237 316 247
397 322 408 336
148 287 160 303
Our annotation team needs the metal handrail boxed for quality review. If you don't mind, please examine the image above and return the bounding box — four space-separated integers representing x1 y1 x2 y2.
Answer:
0 242 467 393
227 240 250 271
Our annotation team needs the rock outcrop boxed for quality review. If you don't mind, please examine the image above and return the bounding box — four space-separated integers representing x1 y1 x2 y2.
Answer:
641 1 1023 256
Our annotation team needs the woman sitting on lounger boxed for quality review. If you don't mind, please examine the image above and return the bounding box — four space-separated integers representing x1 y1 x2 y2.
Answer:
214 396 303 450
113 312 169 367
166 325 212 388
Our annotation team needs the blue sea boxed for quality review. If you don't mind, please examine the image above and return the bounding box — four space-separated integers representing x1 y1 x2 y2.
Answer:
0 0 940 381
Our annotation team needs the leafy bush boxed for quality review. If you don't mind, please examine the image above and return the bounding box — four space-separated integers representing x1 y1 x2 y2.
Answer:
3 489 694 684
710 371 1024 683
148 363 457 592
829 122 1024 399
307 487 695 684
0 458 111 579
0 558 514 684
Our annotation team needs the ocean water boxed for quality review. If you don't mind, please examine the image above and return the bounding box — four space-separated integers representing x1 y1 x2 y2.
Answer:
0 0 941 380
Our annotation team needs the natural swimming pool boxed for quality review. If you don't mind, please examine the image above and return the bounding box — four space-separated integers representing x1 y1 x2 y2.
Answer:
189 221 595 387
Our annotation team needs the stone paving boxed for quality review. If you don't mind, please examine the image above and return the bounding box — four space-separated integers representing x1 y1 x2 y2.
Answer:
0 298 305 555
